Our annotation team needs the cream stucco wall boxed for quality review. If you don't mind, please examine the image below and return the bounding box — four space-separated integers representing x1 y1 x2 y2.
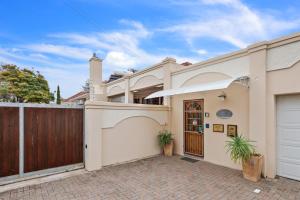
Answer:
266 61 300 178
86 32 300 180
102 116 164 166
248 45 267 175
181 72 232 87
171 83 249 170
104 60 179 103
85 101 170 171
106 79 125 97
129 67 164 89
267 39 300 71
171 55 250 89
130 75 163 91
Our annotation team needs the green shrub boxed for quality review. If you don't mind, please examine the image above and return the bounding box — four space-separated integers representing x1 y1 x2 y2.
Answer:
226 135 255 163
158 130 173 147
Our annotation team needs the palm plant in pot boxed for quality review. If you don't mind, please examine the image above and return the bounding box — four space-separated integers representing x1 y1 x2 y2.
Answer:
158 130 174 156
226 135 263 182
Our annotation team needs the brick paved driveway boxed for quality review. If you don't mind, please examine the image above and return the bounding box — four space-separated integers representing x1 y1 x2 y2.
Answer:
1 156 300 200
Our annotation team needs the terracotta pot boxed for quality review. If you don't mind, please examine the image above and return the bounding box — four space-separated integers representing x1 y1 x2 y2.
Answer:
242 154 263 182
163 140 174 156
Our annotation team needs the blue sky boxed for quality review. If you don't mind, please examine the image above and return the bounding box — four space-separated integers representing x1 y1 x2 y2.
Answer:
1 0 300 97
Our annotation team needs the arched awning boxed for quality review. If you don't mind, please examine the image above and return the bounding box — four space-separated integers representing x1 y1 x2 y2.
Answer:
145 76 249 99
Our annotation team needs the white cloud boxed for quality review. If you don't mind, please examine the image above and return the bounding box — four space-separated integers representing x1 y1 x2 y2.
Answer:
39 67 87 98
0 47 88 97
0 47 87 70
48 19 199 78
196 49 208 55
2 2 298 97
50 19 151 51
26 44 93 60
105 51 137 69
28 53 50 60
0 20 197 97
119 19 151 38
50 20 172 73
162 0 300 48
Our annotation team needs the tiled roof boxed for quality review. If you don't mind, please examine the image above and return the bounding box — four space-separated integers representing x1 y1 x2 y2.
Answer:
64 91 89 102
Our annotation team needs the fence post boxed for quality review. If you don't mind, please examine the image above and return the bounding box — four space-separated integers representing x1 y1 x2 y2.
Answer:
19 105 24 177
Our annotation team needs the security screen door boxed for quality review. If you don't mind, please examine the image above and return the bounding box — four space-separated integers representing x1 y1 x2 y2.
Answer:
184 100 204 156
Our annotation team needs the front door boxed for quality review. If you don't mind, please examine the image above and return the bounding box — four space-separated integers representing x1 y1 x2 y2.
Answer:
184 100 204 156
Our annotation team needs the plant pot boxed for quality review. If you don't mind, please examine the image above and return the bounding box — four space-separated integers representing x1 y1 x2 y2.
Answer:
163 140 174 156
242 154 263 182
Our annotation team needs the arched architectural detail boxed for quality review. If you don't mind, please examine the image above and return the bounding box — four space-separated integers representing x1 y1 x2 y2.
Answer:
102 114 166 129
180 72 232 87
268 56 300 72
130 67 164 88
172 55 250 89
101 115 163 166
103 115 164 129
107 85 124 96
282 59 300 70
267 40 300 71
131 75 163 90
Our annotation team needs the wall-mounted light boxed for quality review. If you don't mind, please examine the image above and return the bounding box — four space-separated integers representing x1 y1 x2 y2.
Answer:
133 90 139 93
218 92 226 101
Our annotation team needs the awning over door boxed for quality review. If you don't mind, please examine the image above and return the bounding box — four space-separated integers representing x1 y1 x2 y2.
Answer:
146 77 247 99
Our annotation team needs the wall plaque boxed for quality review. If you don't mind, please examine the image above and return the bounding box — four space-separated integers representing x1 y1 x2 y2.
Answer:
213 124 224 133
227 125 238 137
216 109 233 119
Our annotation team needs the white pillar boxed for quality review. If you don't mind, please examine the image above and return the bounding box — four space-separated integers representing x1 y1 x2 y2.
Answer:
85 106 103 171
89 53 106 101
124 76 133 103
89 53 102 84
248 43 267 176
162 57 176 106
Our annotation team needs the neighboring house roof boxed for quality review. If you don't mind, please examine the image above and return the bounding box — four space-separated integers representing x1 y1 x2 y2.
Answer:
106 71 134 83
64 91 89 102
107 73 124 83
181 62 193 66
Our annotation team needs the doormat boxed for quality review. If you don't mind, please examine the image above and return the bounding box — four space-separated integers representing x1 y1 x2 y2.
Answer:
181 157 199 163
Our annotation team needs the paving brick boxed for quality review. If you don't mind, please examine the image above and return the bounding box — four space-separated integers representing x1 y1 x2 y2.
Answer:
1 156 300 199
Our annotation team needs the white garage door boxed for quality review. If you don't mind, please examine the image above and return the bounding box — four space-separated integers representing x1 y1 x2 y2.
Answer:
277 95 300 181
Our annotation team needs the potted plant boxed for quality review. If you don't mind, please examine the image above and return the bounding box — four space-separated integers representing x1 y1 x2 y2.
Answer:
158 130 174 156
226 135 263 182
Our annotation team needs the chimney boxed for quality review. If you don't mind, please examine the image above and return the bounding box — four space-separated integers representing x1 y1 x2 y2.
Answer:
89 53 102 84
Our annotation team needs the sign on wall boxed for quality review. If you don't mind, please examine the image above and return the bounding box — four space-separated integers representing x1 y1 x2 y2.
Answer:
216 109 233 119
213 124 224 133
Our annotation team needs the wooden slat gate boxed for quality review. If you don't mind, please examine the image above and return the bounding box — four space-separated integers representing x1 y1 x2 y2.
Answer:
0 107 19 177
0 103 84 184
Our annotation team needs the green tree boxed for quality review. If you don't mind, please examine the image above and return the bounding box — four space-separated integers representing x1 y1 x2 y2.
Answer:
82 79 90 92
56 85 61 104
0 64 53 103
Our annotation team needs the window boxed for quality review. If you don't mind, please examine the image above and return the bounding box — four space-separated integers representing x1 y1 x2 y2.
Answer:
109 94 125 103
142 97 163 105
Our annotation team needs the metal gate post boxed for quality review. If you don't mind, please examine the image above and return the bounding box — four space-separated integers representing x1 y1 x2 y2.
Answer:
19 105 24 177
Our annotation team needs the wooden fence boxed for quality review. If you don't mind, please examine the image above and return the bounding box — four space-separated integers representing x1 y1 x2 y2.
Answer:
0 103 84 184
0 107 19 177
